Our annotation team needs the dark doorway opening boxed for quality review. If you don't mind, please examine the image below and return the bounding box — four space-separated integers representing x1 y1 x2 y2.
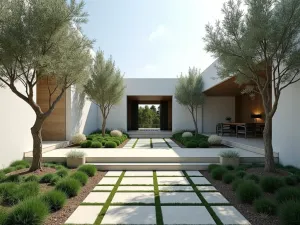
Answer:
127 96 172 131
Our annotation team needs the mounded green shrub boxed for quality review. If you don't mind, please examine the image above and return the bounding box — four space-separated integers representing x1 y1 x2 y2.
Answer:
186 141 198 148
278 200 300 225
55 169 69 178
225 165 235 171
276 186 300 203
244 174 260 183
211 166 228 180
25 175 40 183
41 190 67 212
208 164 220 173
15 165 26 170
78 165 97 177
232 178 244 191
0 182 17 195
6 197 49 225
80 140 92 148
198 141 209 148
222 172 235 184
55 178 81 197
70 171 88 186
105 141 117 148
40 173 55 183
235 170 246 178
236 180 262 203
2 167 16 174
260 176 285 193
91 141 102 148
49 175 61 186
235 164 250 171
284 175 298 186
254 198 277 215
0 172 5 182
55 165 66 170
4 174 22 183
10 160 30 168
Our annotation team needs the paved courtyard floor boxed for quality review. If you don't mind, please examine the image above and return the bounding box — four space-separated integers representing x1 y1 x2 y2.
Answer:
65 170 251 225
123 138 180 149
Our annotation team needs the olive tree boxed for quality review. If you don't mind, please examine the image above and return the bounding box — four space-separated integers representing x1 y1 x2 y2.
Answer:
204 0 300 172
175 67 205 134
0 0 93 171
84 50 125 137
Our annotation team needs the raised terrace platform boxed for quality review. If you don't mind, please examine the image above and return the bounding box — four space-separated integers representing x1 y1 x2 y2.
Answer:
24 148 279 170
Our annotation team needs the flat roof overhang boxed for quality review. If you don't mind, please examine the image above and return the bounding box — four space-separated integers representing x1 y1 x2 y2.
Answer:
127 95 172 104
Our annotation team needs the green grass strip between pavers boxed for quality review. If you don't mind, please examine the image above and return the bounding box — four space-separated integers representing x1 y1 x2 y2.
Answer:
132 138 139 148
153 171 164 225
163 138 172 148
150 138 153 148
183 171 224 225
93 171 125 225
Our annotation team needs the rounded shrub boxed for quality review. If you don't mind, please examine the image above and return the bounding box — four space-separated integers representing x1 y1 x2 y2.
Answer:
6 197 49 225
40 173 55 183
275 186 300 203
49 175 61 186
105 141 117 148
198 141 209 148
91 141 102 148
15 165 26 170
2 167 16 174
278 200 300 225
208 135 222 145
41 190 67 212
113 140 120 146
244 174 260 183
4 174 22 183
0 210 7 225
211 166 228 180
236 180 262 203
284 175 298 186
232 178 244 191
254 198 277 215
110 130 123 137
56 169 69 178
70 171 88 186
10 160 30 168
186 141 198 148
182 132 193 138
25 175 40 183
222 172 235 184
0 171 5 182
71 133 86 145
55 178 81 198
78 164 97 177
80 140 92 148
55 164 66 170
225 165 235 171
208 164 220 173
235 170 246 178
260 176 285 193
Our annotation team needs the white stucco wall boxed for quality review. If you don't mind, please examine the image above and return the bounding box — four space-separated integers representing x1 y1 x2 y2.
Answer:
202 97 235 133
0 84 35 168
273 81 300 167
66 86 99 140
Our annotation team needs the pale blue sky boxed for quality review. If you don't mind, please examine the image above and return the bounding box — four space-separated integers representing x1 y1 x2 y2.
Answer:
81 0 227 78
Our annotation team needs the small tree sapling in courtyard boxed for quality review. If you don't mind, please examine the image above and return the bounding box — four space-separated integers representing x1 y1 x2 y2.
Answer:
84 50 125 137
0 0 93 171
204 0 300 172
175 67 205 135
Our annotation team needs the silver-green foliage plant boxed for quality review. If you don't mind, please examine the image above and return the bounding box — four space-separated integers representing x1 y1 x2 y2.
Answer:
204 0 300 172
66 150 86 158
175 67 205 134
0 0 93 171
84 50 125 137
219 150 240 158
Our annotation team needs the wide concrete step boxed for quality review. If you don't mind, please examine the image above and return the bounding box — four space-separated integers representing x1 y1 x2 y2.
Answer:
88 162 211 171
130 135 172 138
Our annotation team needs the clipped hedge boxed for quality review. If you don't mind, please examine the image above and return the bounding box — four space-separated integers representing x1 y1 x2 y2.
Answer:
91 141 102 148
105 141 117 148
80 140 92 148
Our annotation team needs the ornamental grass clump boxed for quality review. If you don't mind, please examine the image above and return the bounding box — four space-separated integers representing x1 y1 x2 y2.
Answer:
110 130 122 137
70 171 88 186
55 169 69 178
236 180 262 203
222 172 236 184
25 175 40 183
6 197 49 225
284 175 298 186
78 164 97 177
55 178 81 198
244 174 260 184
278 200 300 225
4 174 22 183
211 166 228 180
40 173 55 183
10 160 30 168
254 198 277 215
275 186 300 203
71 133 86 145
260 176 285 193
41 190 67 212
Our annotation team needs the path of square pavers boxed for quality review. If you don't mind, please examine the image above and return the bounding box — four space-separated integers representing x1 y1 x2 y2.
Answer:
123 138 180 149
65 170 251 225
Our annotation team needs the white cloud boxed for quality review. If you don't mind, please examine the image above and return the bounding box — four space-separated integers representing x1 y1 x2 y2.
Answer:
148 25 167 42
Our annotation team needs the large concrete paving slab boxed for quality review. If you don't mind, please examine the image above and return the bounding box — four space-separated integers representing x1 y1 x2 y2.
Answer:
186 171 203 176
105 171 123 176
202 192 229 204
159 185 194 191
212 206 251 225
159 192 202 204
156 171 184 176
157 177 190 185
93 186 114 191
190 177 211 185
117 186 154 191
124 171 153 177
98 177 119 185
111 192 155 204
121 177 153 185
197 186 217 191
83 192 110 203
64 205 102 224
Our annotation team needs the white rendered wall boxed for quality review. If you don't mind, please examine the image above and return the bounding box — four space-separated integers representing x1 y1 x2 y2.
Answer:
102 78 202 132
273 81 300 167
202 97 235 133
66 86 99 140
0 83 35 168
202 60 228 91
